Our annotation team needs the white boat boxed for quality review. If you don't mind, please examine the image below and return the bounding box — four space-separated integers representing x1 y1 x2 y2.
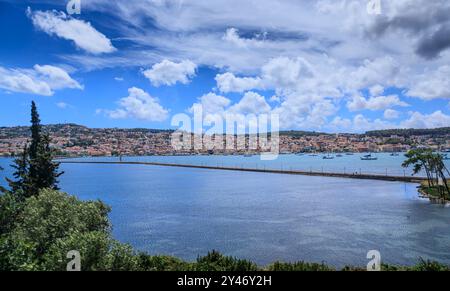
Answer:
361 154 378 161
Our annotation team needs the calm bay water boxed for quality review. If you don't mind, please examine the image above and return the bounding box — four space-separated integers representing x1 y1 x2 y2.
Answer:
61 153 450 177
1 156 450 267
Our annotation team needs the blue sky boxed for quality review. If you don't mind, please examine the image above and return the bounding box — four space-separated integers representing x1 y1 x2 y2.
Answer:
0 0 449 132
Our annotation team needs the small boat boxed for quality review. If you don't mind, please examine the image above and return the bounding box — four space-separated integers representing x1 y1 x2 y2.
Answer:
336 154 343 158
345 153 354 156
361 154 378 161
323 154 335 160
443 154 450 160
390 152 400 157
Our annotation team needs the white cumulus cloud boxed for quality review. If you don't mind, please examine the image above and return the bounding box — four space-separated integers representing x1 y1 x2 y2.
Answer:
0 64 82 96
215 73 262 93
143 60 197 87
401 111 450 128
407 65 450 100
100 87 169 121
347 95 409 112
384 109 400 120
228 92 271 115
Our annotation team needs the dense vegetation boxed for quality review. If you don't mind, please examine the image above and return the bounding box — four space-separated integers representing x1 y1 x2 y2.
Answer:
366 128 450 138
279 130 329 137
1 102 449 271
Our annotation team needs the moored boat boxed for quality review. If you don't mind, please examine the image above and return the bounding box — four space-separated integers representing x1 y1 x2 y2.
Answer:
323 154 335 160
361 154 378 161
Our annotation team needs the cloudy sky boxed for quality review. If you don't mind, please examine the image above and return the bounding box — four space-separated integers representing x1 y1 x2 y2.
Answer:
0 0 449 133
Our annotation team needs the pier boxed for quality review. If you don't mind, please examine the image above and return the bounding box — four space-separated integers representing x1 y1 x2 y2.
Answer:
59 161 426 183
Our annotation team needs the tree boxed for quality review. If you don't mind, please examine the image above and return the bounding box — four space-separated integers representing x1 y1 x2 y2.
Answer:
430 154 450 198
33 133 64 192
29 101 41 160
0 189 112 271
5 102 63 198
403 149 449 199
0 166 5 194
402 149 433 186
6 145 30 197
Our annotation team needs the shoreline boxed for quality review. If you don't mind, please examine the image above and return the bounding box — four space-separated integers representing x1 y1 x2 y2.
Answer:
418 188 450 205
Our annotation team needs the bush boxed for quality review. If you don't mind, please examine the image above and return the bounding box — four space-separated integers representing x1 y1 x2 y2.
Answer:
136 254 192 271
267 261 334 271
0 189 115 271
194 250 259 271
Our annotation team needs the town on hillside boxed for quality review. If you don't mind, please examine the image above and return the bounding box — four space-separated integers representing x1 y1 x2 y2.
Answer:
0 124 449 157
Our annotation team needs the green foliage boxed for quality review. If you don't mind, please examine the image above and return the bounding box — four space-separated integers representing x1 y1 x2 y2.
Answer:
0 189 112 271
42 231 111 271
366 127 450 138
0 165 4 194
267 261 334 271
194 250 258 271
104 241 140 271
403 149 450 199
279 130 328 137
6 102 63 198
6 146 30 198
0 191 23 235
136 254 192 271
411 258 450 271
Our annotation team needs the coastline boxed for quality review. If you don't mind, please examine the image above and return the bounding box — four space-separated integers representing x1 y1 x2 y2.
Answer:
418 188 450 205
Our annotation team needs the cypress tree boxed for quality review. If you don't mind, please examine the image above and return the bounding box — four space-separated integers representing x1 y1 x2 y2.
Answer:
6 144 30 197
6 101 63 197
0 166 5 193
34 133 63 191
29 101 41 160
